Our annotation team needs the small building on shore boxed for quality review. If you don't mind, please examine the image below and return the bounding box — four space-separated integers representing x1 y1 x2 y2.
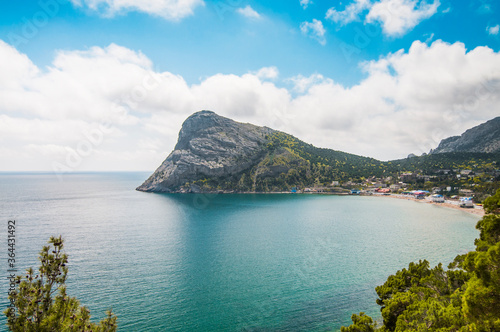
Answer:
459 197 474 208
431 194 445 203
390 184 402 191
460 189 474 196
412 190 428 199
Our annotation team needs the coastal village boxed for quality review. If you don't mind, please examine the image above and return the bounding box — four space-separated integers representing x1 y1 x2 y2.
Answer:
295 166 500 215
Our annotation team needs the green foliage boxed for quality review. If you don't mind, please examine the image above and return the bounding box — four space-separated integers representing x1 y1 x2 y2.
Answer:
4 236 117 332
393 295 466 331
374 261 461 331
484 188 500 214
341 312 377 332
341 189 500 332
474 214 500 250
388 153 500 174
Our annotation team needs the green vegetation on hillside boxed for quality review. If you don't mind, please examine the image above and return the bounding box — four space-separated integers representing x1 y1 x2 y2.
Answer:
341 189 500 331
385 153 500 201
187 131 384 192
4 236 117 331
183 131 499 197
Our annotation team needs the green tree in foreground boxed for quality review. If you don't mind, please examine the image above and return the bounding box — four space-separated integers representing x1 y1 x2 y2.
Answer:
342 189 500 331
4 236 117 332
340 312 377 332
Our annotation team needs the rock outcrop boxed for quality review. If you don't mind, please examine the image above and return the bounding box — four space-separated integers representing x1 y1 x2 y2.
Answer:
136 111 275 192
432 117 500 154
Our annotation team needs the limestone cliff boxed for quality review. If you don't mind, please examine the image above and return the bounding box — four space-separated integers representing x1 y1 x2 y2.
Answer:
136 111 275 192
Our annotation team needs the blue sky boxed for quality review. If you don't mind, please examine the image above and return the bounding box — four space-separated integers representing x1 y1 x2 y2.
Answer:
1 0 498 85
0 0 499 172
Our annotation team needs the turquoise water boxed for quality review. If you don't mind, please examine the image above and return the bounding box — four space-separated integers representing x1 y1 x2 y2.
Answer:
0 173 480 331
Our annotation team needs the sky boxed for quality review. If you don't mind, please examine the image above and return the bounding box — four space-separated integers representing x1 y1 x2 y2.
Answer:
0 0 499 173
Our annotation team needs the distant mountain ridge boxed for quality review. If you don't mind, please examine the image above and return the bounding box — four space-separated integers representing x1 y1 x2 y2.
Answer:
431 117 500 154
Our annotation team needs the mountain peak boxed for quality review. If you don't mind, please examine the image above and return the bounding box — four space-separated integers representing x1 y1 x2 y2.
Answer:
175 110 229 150
137 110 275 192
432 117 500 154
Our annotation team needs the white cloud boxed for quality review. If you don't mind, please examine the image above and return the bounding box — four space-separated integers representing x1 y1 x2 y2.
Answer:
70 0 204 21
0 41 39 90
326 0 439 36
300 0 312 9
189 73 291 121
488 24 500 35
2 39 500 171
254 67 279 80
236 5 261 19
424 32 434 44
0 42 170 122
326 0 371 25
300 19 326 45
287 74 329 93
366 0 440 36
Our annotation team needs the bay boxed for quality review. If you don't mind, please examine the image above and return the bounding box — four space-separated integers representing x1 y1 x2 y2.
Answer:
0 172 480 331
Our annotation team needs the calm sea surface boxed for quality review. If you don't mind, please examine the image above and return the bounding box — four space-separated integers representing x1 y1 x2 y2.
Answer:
0 172 480 331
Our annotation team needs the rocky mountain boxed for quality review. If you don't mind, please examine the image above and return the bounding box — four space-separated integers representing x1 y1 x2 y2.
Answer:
136 110 383 193
137 111 500 194
432 117 500 154
136 111 275 192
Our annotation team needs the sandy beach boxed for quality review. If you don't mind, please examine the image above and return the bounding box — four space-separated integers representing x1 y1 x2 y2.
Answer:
371 193 485 216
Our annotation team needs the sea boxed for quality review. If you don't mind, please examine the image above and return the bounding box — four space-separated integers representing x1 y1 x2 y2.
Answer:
0 172 480 331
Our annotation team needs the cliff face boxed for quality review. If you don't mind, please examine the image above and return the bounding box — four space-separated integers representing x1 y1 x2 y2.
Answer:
136 111 275 192
432 117 500 154
137 111 388 193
